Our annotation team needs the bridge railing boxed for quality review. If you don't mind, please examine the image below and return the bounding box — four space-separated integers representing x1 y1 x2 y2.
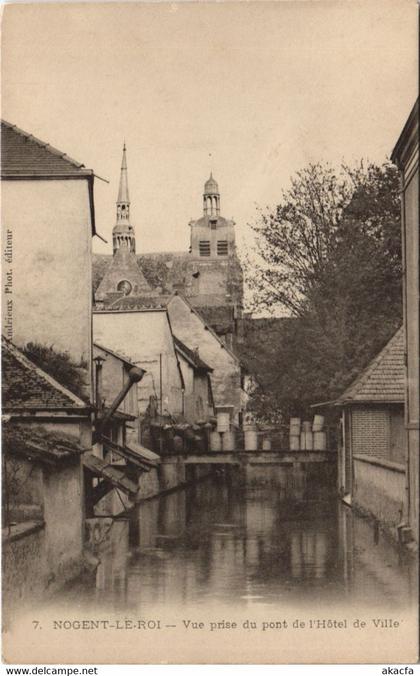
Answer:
147 422 337 457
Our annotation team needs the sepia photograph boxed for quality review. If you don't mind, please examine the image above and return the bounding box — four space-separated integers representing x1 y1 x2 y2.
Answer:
1 0 419 667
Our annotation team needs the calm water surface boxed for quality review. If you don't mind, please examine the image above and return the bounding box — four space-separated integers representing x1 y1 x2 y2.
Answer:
57 473 416 614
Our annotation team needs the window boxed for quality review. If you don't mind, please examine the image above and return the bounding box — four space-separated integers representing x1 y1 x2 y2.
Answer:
217 240 228 256
199 240 211 256
117 279 133 296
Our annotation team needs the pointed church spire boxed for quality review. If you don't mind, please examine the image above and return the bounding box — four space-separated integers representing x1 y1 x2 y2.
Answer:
117 142 130 203
113 143 136 255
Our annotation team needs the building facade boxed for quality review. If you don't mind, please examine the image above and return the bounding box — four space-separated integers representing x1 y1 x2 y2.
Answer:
1 120 97 606
1 120 95 383
93 146 244 346
391 99 419 547
336 328 407 539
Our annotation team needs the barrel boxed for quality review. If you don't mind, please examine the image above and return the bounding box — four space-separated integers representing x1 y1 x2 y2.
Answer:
244 429 258 451
290 417 301 435
194 434 206 454
210 431 222 452
222 430 236 452
217 411 230 433
289 435 300 451
262 437 272 451
313 431 327 451
300 431 306 451
312 415 325 432
305 431 313 450
173 435 184 453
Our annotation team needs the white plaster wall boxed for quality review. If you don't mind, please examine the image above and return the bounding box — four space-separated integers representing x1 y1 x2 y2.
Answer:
93 310 183 416
1 179 92 367
167 295 242 417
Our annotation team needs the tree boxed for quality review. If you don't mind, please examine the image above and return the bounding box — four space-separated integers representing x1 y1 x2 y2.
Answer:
243 161 402 420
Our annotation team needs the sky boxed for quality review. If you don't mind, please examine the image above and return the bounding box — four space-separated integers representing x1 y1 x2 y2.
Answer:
1 1 418 257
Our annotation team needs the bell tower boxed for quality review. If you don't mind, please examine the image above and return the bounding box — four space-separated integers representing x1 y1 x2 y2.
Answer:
190 174 236 259
112 144 136 255
203 173 220 217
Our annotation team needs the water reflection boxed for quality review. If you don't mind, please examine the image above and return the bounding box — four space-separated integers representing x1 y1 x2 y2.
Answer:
62 473 416 613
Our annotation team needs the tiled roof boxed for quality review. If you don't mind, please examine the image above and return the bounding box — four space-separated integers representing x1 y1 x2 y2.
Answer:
2 423 85 465
173 335 212 372
93 342 136 367
107 295 172 311
2 339 88 411
193 305 234 335
337 327 405 404
1 120 93 177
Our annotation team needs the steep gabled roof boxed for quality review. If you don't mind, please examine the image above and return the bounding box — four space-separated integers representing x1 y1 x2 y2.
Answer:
95 246 153 301
93 342 136 368
336 327 405 405
167 292 241 364
1 120 93 178
1 120 97 235
2 339 89 411
173 335 212 372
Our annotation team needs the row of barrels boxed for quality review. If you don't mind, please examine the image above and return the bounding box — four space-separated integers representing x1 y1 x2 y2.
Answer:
209 428 272 452
289 416 327 451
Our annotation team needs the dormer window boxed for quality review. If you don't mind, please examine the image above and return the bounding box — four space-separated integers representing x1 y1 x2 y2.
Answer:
199 240 211 256
217 240 228 256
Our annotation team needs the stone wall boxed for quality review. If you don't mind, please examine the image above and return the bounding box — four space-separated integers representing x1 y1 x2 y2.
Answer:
353 455 406 535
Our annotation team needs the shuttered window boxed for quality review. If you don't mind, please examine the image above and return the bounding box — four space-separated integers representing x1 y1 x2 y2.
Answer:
217 240 228 256
199 241 211 256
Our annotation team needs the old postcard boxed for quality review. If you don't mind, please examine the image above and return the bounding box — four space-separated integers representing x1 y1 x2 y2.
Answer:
1 0 419 665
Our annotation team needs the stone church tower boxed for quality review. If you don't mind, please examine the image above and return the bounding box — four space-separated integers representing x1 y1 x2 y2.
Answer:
190 173 235 259
94 157 244 346
95 145 152 303
187 174 241 308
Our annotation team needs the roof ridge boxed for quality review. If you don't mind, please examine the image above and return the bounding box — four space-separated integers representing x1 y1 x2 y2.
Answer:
2 336 89 409
338 326 404 402
352 327 403 397
173 334 212 371
169 291 241 364
1 119 89 171
93 342 136 367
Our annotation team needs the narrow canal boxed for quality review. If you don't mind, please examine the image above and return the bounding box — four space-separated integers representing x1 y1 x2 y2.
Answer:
59 470 416 615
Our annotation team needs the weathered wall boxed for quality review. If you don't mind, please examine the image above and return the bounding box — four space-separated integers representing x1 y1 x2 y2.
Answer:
42 462 84 585
93 344 139 418
1 179 92 376
93 310 183 417
159 458 186 492
401 139 419 542
177 354 211 423
190 217 235 259
138 467 160 500
167 295 242 419
353 456 405 533
3 458 84 610
2 526 47 611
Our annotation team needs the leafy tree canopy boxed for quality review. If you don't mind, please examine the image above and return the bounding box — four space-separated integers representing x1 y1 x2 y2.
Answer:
242 161 402 423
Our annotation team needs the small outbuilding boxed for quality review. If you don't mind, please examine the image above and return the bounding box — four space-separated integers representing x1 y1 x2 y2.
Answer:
336 327 406 537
